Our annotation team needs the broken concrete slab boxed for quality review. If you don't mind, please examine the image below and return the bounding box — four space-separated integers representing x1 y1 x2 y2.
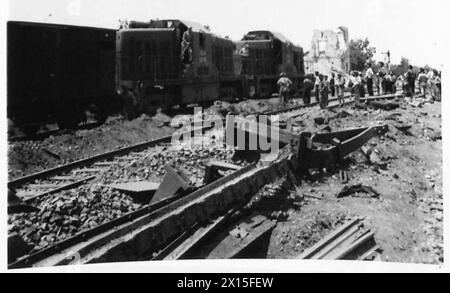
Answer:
204 161 241 184
151 165 192 204
110 181 160 203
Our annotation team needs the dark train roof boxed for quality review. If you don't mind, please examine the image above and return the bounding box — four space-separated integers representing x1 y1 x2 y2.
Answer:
126 19 230 40
7 20 116 32
128 19 209 33
243 30 293 44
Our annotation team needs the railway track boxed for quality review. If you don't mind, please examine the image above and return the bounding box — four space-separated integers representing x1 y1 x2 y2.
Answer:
8 121 103 142
8 92 401 268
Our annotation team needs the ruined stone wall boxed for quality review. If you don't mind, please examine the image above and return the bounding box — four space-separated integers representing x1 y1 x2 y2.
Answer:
305 27 350 77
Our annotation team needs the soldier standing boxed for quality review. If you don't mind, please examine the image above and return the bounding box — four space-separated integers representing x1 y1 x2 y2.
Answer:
329 73 336 97
239 43 250 74
364 63 375 97
303 74 314 105
335 73 346 107
277 72 292 104
314 71 321 103
181 27 193 65
319 74 329 109
405 65 416 97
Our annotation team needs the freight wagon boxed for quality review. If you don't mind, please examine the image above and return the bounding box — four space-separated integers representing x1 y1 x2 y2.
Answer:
7 21 118 133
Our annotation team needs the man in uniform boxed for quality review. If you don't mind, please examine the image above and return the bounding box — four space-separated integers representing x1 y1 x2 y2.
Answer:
364 63 375 97
351 71 362 104
277 72 292 104
335 73 346 107
405 65 416 97
303 74 314 105
329 73 336 97
417 68 428 97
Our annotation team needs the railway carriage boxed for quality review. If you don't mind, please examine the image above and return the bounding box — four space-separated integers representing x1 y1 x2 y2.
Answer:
7 21 118 132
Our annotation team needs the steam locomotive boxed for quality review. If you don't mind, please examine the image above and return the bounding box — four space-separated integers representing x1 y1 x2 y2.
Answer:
7 19 305 133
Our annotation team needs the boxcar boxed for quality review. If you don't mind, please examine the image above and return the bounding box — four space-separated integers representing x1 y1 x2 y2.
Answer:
7 21 117 131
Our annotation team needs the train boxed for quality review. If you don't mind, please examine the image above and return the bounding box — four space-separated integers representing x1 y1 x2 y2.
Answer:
7 19 305 133
7 21 119 134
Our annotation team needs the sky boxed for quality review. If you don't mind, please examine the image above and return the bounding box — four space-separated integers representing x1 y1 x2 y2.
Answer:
6 0 450 68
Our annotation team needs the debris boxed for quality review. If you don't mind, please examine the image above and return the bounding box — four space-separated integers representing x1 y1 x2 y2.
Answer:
298 218 382 260
204 160 241 184
303 193 323 200
320 126 332 133
170 115 192 128
110 181 160 203
205 214 276 259
336 184 380 199
151 165 192 204
314 117 325 125
369 101 400 111
42 148 61 160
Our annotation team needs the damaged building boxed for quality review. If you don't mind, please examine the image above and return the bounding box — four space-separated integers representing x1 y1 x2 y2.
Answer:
305 27 350 76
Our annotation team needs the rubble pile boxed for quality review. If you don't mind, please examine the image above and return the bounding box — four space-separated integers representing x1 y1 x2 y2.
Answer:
8 185 141 251
7 127 243 253
247 96 442 264
8 114 175 180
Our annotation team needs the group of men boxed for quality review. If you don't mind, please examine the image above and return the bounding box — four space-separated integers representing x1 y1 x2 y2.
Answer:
300 72 346 109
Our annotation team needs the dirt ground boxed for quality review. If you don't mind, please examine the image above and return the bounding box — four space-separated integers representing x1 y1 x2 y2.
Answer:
8 99 285 180
258 98 443 264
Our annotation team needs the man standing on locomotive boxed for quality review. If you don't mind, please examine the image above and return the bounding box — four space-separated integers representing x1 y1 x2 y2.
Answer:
239 43 250 75
277 72 292 104
181 27 193 66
